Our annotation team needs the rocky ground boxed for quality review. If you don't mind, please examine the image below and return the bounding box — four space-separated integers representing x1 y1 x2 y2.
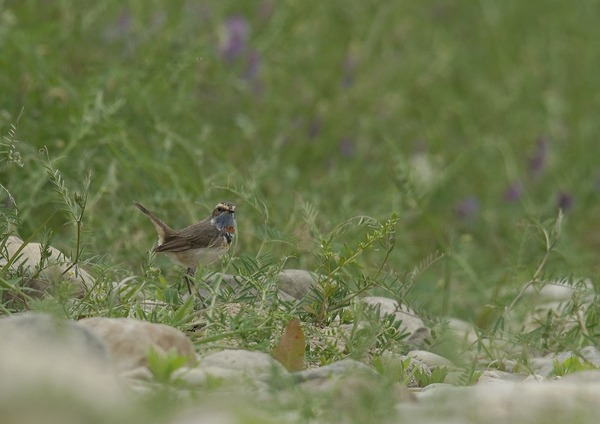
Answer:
2 236 599 424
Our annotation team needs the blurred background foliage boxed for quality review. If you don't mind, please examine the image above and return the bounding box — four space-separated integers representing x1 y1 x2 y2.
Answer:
1 0 599 320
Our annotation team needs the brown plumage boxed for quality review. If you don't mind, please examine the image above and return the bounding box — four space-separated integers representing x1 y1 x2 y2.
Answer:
135 201 236 294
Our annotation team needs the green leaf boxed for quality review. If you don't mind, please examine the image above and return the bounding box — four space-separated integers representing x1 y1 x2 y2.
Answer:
146 347 190 383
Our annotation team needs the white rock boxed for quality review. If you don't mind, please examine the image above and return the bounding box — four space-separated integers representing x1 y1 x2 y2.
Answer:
397 381 600 423
277 269 318 300
294 358 374 381
361 296 430 346
0 312 108 360
408 350 455 368
534 351 582 378
199 349 286 378
523 374 545 383
0 313 129 422
524 279 594 302
0 235 93 296
445 317 479 345
172 366 238 385
197 269 319 302
530 354 555 375
414 382 459 401
198 273 243 299
120 366 154 381
79 317 196 372
173 409 240 424
362 296 400 316
557 370 600 383
477 370 528 384
520 301 580 332
581 346 600 367
512 280 595 336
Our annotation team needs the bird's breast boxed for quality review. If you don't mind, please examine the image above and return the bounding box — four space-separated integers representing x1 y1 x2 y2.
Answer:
164 245 228 268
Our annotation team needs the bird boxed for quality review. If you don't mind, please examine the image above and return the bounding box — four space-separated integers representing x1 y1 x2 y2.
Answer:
134 201 236 295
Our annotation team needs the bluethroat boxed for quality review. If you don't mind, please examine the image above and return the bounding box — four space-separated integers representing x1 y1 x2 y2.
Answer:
134 201 236 294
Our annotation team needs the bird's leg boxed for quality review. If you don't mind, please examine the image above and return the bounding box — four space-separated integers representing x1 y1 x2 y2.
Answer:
184 267 195 296
185 266 206 309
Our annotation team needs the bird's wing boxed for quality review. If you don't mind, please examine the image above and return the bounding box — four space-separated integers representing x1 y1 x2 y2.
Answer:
155 220 223 252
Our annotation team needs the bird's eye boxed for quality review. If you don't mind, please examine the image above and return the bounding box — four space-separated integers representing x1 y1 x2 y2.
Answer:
216 207 224 212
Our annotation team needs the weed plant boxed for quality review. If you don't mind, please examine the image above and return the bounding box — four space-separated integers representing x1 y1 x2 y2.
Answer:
1 0 600 420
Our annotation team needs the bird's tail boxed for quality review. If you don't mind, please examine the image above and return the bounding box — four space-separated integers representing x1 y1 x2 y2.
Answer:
134 202 173 240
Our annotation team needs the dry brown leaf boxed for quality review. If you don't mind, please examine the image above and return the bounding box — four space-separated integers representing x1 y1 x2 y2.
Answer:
272 317 305 372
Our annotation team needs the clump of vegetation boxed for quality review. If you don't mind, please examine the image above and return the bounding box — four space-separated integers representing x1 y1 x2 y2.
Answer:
1 1 600 421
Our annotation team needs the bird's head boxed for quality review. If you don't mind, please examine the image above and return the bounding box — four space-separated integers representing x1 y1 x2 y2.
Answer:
211 201 236 232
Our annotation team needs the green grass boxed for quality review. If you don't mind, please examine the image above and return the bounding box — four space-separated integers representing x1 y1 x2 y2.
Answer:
2 0 600 420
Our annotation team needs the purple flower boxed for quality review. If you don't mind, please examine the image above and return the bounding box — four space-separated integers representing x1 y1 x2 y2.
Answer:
503 182 523 202
557 191 573 211
339 137 355 158
220 15 249 62
117 9 132 34
307 118 321 139
103 7 132 43
455 196 480 221
528 136 548 177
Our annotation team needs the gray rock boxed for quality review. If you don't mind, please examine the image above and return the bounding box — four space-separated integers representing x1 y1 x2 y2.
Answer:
173 409 240 424
295 361 416 422
300 372 409 411
417 382 457 394
197 269 319 303
277 269 318 300
444 370 468 386
198 273 246 299
530 354 555 376
534 351 582 378
512 279 594 336
294 358 375 381
523 374 545 383
0 313 129 423
397 381 600 424
79 317 196 372
407 350 456 368
524 279 594 302
120 366 155 382
581 346 600 367
558 370 600 383
445 317 479 345
0 312 108 361
171 365 245 387
518 301 578 334
199 349 286 378
380 351 457 387
0 235 93 297
477 369 529 384
381 353 433 388
361 296 431 347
